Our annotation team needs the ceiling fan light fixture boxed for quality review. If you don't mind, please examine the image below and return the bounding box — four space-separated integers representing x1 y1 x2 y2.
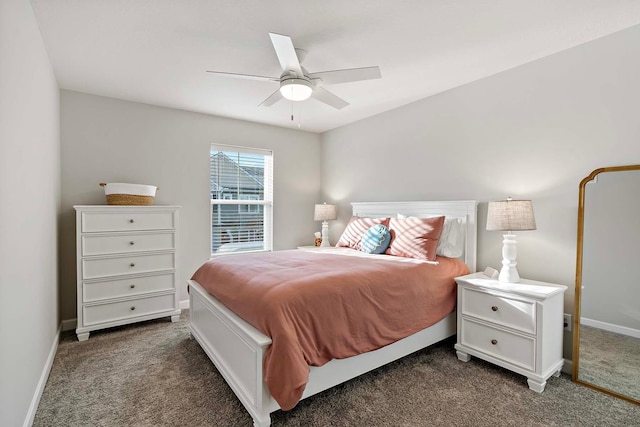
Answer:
279 78 313 101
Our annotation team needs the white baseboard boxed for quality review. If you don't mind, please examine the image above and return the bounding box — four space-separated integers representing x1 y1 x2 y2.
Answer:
61 318 76 332
180 299 190 310
561 359 572 375
581 317 640 339
23 325 60 427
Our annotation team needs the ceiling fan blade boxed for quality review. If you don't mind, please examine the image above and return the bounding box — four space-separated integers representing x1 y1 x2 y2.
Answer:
311 87 349 110
206 71 279 82
269 33 303 76
308 66 381 85
258 88 283 107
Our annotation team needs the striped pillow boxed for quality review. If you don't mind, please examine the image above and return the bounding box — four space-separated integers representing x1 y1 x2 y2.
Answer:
398 214 465 258
336 216 391 249
385 216 445 261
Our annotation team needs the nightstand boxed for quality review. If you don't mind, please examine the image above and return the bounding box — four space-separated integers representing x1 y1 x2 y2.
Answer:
454 272 567 392
297 245 337 250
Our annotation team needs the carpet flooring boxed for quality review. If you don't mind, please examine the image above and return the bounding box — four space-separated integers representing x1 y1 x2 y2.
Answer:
578 325 640 402
34 312 640 426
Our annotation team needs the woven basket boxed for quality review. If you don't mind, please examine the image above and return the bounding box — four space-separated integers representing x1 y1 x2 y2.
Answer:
100 183 157 206
105 194 155 205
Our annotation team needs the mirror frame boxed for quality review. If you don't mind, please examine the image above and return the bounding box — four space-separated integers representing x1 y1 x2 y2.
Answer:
572 164 640 405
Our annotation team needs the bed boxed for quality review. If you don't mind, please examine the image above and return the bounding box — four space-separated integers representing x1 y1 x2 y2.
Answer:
188 200 477 426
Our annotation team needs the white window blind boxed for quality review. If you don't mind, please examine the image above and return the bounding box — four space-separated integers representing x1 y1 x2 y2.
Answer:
210 145 273 255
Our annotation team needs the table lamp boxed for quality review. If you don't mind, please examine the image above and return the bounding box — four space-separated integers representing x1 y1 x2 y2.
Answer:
314 203 337 247
486 197 536 283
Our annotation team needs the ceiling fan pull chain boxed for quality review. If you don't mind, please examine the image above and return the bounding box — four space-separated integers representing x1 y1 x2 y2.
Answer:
291 101 301 128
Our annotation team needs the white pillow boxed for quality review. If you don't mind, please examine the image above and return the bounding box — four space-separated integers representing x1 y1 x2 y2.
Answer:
397 214 465 258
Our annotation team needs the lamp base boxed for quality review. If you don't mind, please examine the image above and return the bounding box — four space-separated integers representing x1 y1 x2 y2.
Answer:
499 234 520 283
320 221 331 247
499 265 520 283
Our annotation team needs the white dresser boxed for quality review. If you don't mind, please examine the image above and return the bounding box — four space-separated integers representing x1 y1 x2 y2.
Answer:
454 272 567 392
74 205 181 341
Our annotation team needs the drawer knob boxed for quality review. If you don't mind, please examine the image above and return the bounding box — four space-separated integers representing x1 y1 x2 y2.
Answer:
491 306 498 312
130 263 135 267
130 284 135 289
129 241 135 245
491 339 498 345
130 306 136 311
129 219 135 223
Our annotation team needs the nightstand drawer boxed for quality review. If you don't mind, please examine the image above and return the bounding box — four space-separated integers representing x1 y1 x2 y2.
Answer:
460 318 535 371
83 294 176 326
82 253 175 279
81 211 175 233
461 287 536 334
82 232 175 256
83 273 175 302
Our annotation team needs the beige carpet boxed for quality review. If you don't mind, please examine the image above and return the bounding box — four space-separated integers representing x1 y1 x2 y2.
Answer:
578 324 640 401
34 312 640 426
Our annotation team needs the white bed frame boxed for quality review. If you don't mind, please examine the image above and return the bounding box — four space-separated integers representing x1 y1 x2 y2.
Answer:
188 200 477 426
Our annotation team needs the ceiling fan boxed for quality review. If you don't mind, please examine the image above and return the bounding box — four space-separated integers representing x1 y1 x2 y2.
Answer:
206 33 381 110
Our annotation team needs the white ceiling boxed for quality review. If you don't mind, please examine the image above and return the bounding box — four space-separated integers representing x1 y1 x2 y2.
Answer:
31 0 640 133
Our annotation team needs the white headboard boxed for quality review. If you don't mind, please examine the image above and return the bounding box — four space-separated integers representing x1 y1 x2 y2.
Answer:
351 200 478 272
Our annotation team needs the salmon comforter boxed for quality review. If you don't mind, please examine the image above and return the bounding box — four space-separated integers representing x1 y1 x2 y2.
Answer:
190 248 469 410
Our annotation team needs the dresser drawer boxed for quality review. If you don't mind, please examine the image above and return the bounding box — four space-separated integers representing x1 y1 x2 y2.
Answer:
461 287 536 334
82 232 175 256
81 211 175 233
83 273 175 302
83 294 176 326
82 253 175 279
460 318 535 371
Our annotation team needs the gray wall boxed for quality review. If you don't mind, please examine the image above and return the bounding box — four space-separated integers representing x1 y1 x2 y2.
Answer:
0 1 61 425
321 24 640 359
60 91 322 320
582 169 640 331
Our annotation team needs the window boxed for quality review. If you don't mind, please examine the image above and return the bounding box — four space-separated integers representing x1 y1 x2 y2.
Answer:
238 194 261 214
210 145 273 255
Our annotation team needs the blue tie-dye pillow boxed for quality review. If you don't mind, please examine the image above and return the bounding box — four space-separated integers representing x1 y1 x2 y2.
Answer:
360 224 391 254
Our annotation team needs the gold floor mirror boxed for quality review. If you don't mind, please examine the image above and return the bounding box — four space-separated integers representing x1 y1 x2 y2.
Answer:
573 165 640 405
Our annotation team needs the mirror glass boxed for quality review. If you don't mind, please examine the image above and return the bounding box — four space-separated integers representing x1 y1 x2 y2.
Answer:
574 165 640 404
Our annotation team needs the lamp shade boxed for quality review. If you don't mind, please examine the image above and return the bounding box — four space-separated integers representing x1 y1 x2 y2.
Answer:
314 203 337 221
486 199 536 232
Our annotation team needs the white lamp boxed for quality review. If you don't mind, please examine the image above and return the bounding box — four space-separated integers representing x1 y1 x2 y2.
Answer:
486 198 536 283
280 78 313 101
314 203 337 247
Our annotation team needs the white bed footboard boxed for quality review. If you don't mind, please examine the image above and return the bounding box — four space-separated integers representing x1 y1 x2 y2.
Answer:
189 280 276 426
